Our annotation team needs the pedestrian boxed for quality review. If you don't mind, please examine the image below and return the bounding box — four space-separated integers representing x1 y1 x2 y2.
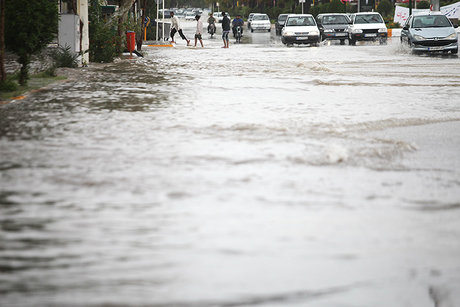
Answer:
194 15 204 48
221 12 231 48
170 11 190 46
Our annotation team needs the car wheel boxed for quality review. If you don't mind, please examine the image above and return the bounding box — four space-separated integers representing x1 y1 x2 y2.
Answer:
268 29 271 32
349 38 356 46
452 48 458 54
379 38 387 45
251 29 254 33
340 39 345 45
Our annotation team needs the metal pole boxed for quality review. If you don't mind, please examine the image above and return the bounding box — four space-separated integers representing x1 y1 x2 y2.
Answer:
156 1 159 41
302 2 304 13
409 0 412 16
162 0 165 41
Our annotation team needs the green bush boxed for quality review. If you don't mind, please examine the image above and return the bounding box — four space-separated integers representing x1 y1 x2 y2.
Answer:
89 0 118 63
0 79 18 92
89 23 118 63
51 45 80 68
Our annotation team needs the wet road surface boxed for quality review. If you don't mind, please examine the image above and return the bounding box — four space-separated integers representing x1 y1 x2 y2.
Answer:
1 21 460 307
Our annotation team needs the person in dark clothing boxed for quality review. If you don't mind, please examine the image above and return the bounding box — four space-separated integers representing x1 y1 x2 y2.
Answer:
232 14 244 38
221 12 231 48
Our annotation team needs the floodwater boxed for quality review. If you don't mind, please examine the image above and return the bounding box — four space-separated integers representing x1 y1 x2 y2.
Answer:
1 21 460 307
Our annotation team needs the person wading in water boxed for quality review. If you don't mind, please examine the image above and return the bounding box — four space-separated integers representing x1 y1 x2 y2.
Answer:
170 11 190 46
221 12 231 48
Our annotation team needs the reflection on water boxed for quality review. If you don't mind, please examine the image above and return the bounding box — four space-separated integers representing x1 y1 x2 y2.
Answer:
1 31 460 306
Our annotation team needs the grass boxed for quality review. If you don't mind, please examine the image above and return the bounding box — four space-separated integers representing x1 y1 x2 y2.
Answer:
0 73 66 101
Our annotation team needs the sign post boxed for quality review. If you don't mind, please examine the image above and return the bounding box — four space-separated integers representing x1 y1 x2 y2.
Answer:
299 0 305 14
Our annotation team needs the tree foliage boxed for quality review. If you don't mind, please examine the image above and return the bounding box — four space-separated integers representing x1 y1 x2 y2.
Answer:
89 0 118 62
4 0 58 85
377 0 393 18
417 0 431 9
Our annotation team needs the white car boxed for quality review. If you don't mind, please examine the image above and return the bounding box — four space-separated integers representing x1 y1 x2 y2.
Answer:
249 13 271 32
347 12 388 45
185 11 196 21
213 12 230 23
281 14 320 46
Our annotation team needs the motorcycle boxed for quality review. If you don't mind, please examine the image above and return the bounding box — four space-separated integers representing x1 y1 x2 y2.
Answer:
235 26 242 43
208 23 216 38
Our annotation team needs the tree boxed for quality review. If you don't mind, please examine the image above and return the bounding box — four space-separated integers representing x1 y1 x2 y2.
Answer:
377 0 393 18
0 0 5 82
4 0 58 85
417 1 431 9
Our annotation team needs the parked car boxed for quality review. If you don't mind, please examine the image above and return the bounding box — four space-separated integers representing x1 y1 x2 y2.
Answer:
213 12 229 23
400 12 458 54
281 14 320 46
347 12 387 45
316 13 350 45
275 14 289 36
185 11 196 21
249 13 271 32
247 13 255 29
159 9 173 19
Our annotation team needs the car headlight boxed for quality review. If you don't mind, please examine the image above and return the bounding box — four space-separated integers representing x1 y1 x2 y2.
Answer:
413 34 425 41
324 29 334 33
445 33 457 40
378 28 387 33
283 31 295 36
310 31 319 36
352 29 363 34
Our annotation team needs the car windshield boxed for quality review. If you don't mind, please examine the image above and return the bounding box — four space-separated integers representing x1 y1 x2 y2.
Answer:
412 15 451 28
354 14 383 24
286 16 315 26
253 15 269 20
278 15 288 22
322 15 349 25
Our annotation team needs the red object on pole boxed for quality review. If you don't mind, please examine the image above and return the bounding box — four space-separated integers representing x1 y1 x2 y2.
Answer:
126 31 135 53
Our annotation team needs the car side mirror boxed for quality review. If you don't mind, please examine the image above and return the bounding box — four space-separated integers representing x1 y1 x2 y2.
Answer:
454 24 459 28
403 25 409 30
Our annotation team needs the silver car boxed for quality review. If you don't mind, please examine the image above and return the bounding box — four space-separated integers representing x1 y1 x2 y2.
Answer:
401 12 458 54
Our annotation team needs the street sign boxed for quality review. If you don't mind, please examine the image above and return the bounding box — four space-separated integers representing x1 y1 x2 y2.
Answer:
299 0 306 3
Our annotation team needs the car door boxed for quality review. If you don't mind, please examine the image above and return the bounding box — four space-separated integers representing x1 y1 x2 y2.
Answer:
401 16 412 44
316 15 324 37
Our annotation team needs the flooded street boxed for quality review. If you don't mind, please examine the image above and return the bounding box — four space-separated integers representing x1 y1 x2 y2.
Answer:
1 21 460 306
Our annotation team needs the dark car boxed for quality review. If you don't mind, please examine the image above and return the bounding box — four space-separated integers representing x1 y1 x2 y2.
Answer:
275 14 289 36
400 12 458 54
316 13 350 45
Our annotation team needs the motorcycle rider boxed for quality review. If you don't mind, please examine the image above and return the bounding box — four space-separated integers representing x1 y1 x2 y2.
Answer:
207 12 216 34
232 14 244 38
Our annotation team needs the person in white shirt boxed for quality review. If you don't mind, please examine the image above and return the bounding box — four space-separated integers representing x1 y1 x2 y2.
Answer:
169 11 190 45
194 15 204 48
